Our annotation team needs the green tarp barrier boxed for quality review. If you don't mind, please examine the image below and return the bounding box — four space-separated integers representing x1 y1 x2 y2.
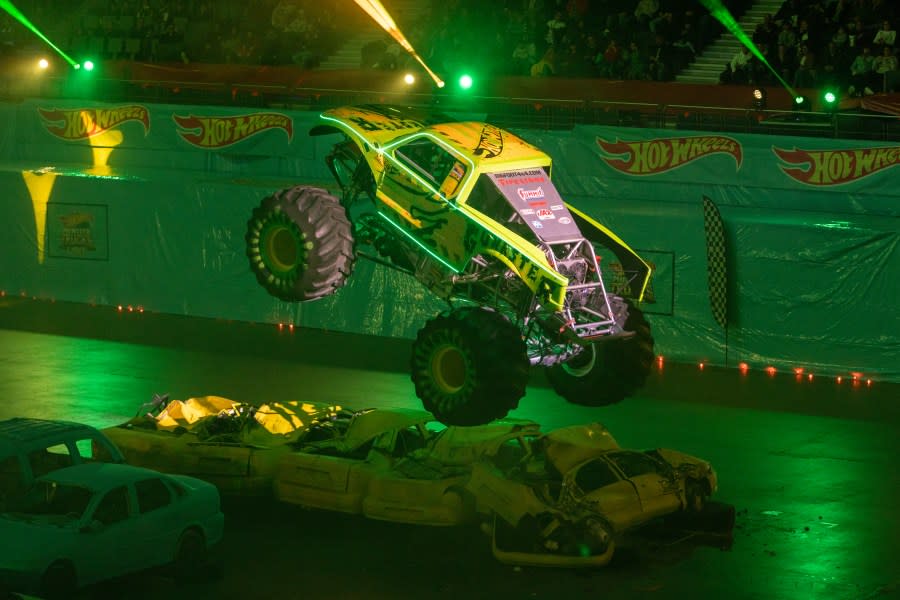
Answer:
0 100 896 381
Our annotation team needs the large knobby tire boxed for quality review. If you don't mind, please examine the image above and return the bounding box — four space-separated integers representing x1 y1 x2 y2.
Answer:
246 186 354 302
547 299 654 407
411 307 528 426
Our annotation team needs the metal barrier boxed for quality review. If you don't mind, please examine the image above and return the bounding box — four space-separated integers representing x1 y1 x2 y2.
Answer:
2 73 898 141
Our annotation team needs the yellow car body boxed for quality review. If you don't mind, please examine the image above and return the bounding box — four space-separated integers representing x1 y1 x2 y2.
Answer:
104 396 717 568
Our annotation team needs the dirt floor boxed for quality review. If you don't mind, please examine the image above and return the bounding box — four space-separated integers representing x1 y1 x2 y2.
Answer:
0 298 898 600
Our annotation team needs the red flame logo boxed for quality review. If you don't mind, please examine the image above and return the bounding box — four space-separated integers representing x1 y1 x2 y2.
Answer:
173 113 293 148
38 106 150 140
597 135 742 175
773 145 900 185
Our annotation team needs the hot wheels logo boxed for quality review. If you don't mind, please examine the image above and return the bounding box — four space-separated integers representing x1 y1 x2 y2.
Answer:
38 106 150 140
517 186 545 201
597 135 742 175
173 113 293 148
773 145 900 185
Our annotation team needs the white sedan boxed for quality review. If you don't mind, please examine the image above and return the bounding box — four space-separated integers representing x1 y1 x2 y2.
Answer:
0 462 224 598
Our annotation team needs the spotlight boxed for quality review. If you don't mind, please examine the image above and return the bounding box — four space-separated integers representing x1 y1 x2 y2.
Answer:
73 63 81 70
83 60 95 71
37 58 49 69
823 89 839 111
751 87 767 109
403 72 415 85
458 74 473 89
792 94 811 113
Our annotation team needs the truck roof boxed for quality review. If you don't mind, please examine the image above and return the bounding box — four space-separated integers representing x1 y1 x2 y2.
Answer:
314 105 552 172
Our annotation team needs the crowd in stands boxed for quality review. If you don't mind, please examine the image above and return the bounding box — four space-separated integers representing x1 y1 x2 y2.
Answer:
385 0 742 82
67 0 353 66
5 0 897 95
720 0 899 95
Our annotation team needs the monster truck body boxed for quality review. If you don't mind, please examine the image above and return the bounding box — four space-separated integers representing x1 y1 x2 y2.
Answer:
246 105 655 425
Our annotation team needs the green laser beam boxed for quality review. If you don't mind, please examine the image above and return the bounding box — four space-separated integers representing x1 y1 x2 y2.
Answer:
1 0 78 66
699 0 797 99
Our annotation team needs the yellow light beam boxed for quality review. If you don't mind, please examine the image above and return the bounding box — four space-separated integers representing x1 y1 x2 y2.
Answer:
353 0 444 88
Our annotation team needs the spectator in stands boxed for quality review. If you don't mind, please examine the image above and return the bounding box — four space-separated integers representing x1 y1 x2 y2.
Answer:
848 46 876 96
720 46 752 84
819 40 850 87
545 11 567 47
832 25 849 49
648 33 672 81
623 40 648 80
595 38 622 78
873 20 896 48
753 13 778 49
793 45 817 88
749 42 777 86
530 47 556 77
634 0 659 27
872 45 899 91
777 22 797 67
512 34 538 76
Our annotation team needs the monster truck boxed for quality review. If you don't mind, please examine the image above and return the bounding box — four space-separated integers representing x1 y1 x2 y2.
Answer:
246 105 654 426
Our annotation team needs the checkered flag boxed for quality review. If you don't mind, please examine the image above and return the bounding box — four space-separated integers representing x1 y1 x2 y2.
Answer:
703 197 728 329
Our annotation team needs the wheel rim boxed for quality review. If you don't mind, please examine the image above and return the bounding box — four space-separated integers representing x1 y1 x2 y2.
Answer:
431 344 468 394
562 345 597 378
260 217 306 275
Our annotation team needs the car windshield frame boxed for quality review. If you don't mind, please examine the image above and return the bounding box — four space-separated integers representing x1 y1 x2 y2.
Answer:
11 479 95 521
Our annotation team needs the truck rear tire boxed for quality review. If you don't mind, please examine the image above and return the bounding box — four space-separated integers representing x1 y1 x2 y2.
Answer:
547 300 654 407
246 186 355 302
411 307 528 426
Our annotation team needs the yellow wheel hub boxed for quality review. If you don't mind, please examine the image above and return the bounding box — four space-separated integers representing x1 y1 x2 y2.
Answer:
431 344 467 394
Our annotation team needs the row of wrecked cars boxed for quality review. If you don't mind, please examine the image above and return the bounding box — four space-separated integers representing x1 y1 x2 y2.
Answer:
107 394 718 568
0 394 718 597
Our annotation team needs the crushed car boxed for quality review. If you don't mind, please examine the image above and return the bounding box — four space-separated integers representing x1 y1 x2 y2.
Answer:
245 105 655 426
0 462 224 599
104 394 717 568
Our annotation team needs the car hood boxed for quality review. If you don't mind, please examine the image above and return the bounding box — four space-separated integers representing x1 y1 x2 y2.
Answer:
0 515 78 564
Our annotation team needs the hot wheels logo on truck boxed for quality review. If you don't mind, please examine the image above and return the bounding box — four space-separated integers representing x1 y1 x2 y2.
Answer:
173 113 293 148
38 106 150 140
597 135 742 175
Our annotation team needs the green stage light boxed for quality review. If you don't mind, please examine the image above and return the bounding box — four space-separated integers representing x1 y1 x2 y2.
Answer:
458 74 473 89
824 91 836 103
795 95 805 105
0 0 78 67
83 60 95 71
700 0 797 99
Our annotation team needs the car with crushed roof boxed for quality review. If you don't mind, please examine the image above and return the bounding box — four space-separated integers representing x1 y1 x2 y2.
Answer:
103 394 716 568
101 394 467 525
244 104 655 426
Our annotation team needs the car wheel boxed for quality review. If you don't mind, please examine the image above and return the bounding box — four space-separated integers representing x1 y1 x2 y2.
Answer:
411 307 528 426
172 529 207 582
40 561 77 600
246 186 355 302
547 299 654 407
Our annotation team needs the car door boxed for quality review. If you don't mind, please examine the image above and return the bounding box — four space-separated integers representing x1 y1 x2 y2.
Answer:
607 451 681 519
76 485 135 584
179 443 253 494
379 136 472 269
275 453 364 513
570 457 643 529
132 477 179 567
